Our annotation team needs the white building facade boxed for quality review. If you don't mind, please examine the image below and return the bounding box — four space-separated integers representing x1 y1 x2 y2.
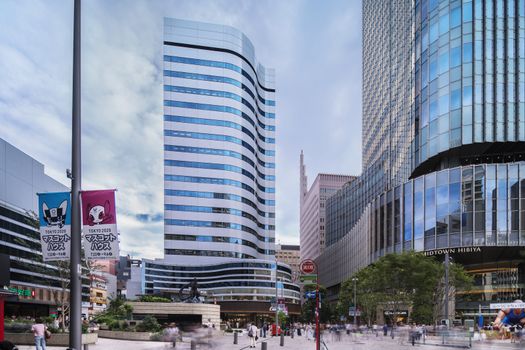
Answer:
129 19 300 320
163 18 276 263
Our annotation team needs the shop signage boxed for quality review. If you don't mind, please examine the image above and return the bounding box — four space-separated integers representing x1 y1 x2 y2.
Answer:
384 310 409 316
423 246 482 257
8 287 34 298
490 302 525 309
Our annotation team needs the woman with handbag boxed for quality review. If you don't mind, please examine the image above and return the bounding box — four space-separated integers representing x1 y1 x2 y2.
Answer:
31 319 49 350
247 323 258 348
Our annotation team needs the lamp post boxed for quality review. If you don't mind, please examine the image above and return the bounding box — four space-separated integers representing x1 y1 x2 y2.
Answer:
69 0 82 349
352 277 358 327
444 252 450 328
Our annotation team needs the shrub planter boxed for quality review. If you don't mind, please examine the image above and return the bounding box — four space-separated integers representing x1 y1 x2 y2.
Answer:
98 330 154 341
5 332 98 346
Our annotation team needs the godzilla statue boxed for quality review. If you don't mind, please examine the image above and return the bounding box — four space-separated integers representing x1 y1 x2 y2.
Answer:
178 278 201 303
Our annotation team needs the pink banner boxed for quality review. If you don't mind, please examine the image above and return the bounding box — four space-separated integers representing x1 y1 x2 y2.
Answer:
81 189 119 259
81 190 117 226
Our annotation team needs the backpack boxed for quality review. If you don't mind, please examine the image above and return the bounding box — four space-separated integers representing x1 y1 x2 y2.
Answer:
248 327 254 337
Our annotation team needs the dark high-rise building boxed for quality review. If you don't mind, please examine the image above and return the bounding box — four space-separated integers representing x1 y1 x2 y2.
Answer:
319 0 525 319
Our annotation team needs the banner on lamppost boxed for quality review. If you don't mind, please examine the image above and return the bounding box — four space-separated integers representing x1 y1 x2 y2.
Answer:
37 192 71 261
81 189 119 259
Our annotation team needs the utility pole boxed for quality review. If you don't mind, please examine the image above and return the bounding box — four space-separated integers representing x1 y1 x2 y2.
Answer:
69 0 82 349
315 274 320 350
444 252 449 328
275 261 279 333
353 277 358 327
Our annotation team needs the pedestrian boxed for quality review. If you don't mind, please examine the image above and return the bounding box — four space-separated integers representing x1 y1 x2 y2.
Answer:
262 322 268 338
31 318 48 350
164 322 179 347
383 324 388 336
247 323 258 348
306 324 314 341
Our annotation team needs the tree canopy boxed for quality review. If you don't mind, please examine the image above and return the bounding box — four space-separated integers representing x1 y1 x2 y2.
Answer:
338 251 473 325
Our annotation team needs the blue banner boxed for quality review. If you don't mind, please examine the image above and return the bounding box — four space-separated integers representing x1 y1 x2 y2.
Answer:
38 192 71 261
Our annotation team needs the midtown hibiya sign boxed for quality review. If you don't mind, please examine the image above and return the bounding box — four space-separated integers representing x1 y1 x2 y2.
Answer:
423 246 482 256
300 259 316 274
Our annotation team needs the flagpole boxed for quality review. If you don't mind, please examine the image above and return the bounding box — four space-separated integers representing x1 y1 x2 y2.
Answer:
69 0 82 348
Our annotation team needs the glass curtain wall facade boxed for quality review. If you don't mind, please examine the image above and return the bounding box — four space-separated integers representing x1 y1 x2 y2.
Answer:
326 0 414 248
319 0 525 316
413 0 525 177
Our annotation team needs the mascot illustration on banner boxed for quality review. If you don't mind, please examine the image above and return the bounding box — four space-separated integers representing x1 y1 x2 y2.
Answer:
42 200 68 228
86 200 114 226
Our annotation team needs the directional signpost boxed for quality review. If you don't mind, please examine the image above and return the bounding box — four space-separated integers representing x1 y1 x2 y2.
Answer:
305 291 317 299
300 259 319 350
299 274 318 284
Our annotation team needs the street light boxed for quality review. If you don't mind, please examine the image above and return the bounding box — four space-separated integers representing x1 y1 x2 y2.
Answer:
352 277 358 327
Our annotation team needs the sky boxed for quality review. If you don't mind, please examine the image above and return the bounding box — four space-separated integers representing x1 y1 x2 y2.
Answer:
0 0 363 259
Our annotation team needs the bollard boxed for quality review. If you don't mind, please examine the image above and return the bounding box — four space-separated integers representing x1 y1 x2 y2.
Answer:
280 332 284 346
190 339 196 350
84 345 89 350
261 341 268 350
291 328 294 339
172 340 176 348
234 331 238 344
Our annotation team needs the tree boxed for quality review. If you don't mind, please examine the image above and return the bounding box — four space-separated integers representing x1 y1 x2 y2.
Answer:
339 266 384 326
430 261 473 327
277 311 288 327
300 284 332 323
338 251 472 327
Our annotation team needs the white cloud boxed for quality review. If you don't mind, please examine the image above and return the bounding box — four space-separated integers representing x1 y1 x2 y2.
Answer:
0 0 363 254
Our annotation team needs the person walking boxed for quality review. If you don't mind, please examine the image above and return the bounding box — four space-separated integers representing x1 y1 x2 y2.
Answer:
262 322 268 338
31 319 48 350
306 323 314 341
248 323 258 348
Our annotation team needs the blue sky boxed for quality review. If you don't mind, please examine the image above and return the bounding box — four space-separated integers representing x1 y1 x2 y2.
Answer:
0 0 362 258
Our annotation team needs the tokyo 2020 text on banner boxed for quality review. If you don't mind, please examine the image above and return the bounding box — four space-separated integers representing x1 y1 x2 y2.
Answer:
80 189 119 259
37 192 71 261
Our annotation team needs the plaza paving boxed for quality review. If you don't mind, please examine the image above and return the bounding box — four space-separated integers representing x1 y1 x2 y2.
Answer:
13 332 525 349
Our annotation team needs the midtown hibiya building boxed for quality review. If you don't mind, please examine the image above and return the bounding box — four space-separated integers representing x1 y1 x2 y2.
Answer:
127 18 300 324
0 138 91 319
318 0 525 322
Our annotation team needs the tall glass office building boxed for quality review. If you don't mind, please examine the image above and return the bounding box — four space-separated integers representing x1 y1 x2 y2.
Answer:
319 0 525 320
130 18 300 322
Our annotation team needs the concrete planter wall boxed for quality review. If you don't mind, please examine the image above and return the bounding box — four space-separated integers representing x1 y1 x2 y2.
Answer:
98 329 154 341
5 332 98 346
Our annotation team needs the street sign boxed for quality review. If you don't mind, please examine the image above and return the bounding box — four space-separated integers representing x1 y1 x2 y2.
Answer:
305 291 317 299
349 306 362 316
299 274 318 285
300 259 316 274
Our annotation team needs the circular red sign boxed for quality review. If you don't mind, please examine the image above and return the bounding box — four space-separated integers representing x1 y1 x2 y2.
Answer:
300 259 316 274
